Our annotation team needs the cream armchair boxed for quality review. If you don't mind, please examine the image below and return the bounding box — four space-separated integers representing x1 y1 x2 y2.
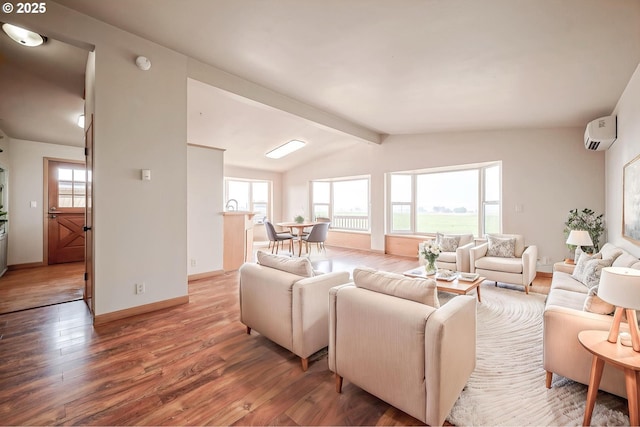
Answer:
329 267 476 426
418 233 475 272
239 251 350 371
470 233 537 294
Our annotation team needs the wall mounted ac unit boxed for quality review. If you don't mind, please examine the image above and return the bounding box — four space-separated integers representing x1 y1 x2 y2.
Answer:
584 115 617 151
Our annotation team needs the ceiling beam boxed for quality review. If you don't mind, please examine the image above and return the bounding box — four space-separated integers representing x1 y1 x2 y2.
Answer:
187 58 382 145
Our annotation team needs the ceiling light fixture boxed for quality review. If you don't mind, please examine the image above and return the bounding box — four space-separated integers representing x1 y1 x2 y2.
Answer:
77 114 85 128
266 140 306 159
1 23 46 47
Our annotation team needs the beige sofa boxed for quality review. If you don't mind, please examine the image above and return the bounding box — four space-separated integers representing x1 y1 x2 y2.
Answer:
329 267 476 426
239 251 350 371
544 243 640 398
470 233 537 294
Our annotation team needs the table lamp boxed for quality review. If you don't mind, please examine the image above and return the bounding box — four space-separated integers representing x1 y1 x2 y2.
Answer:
565 230 594 263
598 266 640 352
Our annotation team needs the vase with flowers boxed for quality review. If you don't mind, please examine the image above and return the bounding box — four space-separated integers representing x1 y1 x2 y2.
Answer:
420 241 441 275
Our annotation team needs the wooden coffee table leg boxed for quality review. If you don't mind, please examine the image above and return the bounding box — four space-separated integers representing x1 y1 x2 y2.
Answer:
476 284 481 303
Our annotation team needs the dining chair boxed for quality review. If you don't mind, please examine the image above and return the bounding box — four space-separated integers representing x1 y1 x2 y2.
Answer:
302 222 330 255
264 220 294 254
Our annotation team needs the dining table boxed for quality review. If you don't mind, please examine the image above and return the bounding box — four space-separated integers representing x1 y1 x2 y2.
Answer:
277 221 318 256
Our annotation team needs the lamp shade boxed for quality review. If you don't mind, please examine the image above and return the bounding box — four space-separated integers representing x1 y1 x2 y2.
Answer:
598 267 640 310
566 230 593 247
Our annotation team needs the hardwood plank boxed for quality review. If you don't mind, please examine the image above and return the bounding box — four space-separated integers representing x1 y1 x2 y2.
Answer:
0 247 552 426
0 262 84 314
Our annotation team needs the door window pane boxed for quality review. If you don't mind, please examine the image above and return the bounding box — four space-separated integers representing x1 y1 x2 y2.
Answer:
57 166 86 208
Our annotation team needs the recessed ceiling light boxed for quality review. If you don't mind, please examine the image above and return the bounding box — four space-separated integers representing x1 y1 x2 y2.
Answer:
2 23 46 47
266 140 306 159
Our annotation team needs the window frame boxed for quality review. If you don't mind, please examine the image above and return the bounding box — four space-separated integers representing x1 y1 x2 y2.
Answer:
310 175 371 232
387 162 501 237
224 177 272 224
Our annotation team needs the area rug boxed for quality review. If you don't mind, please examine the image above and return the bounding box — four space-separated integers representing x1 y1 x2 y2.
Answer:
445 283 629 426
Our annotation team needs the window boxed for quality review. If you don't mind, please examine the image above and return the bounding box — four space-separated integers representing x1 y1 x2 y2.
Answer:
311 177 369 231
224 178 272 223
388 163 501 236
58 168 86 208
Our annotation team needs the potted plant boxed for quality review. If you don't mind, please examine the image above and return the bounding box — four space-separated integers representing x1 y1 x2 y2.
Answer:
564 208 604 254
294 215 304 224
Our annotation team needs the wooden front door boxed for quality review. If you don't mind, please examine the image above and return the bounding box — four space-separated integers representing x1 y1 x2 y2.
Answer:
47 160 86 264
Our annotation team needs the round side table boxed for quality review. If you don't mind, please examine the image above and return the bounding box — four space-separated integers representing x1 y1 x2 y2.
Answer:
578 330 640 426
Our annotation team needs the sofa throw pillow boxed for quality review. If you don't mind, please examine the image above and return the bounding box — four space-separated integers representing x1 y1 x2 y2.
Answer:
436 233 460 252
486 235 516 258
256 250 314 277
353 267 440 308
582 257 613 289
571 251 602 284
583 285 616 315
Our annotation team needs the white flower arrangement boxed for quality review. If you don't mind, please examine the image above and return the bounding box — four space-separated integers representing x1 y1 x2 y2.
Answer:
420 241 441 264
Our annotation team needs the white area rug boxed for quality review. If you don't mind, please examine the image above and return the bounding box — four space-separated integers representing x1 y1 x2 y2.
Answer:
445 283 629 426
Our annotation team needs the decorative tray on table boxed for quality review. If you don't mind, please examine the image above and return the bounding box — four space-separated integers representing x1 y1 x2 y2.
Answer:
435 269 457 281
458 272 480 282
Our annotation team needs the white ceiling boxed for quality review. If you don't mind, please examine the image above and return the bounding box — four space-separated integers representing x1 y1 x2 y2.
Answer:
6 1 640 171
0 26 87 146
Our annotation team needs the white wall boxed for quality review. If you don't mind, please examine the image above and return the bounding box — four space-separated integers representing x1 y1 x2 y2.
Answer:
15 4 188 315
607 63 640 258
284 128 605 263
188 145 224 275
7 138 84 265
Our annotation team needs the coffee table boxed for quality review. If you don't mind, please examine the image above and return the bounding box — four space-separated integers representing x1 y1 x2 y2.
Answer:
403 268 484 303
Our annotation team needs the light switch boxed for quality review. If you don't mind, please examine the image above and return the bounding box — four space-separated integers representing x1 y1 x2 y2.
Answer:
30 201 37 208
141 169 151 181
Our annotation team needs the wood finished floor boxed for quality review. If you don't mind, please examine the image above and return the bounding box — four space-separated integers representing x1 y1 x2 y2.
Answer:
0 248 551 426
0 262 84 315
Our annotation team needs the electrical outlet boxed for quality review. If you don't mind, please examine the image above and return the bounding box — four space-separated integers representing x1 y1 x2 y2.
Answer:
136 282 145 295
190 258 196 267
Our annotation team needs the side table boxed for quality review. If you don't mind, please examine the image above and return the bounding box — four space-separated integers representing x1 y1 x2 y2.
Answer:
578 330 640 426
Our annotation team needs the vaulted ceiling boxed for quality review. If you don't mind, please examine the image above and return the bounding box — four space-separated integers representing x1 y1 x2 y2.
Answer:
2 0 640 172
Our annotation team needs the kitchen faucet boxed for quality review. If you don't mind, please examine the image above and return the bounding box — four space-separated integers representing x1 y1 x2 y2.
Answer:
225 199 238 211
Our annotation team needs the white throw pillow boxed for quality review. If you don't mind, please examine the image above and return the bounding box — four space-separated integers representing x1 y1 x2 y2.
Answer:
436 233 460 252
256 251 314 277
583 285 615 315
353 267 440 308
571 251 602 284
581 257 613 289
486 235 516 258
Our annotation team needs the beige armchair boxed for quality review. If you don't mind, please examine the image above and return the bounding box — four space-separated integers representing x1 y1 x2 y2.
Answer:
469 233 537 294
329 268 476 426
418 233 475 272
239 251 350 371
